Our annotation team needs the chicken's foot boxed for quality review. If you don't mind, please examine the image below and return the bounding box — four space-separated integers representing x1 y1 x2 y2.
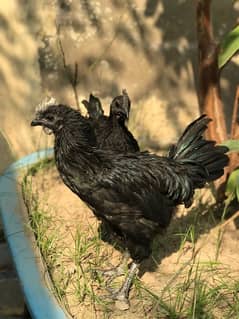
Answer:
96 251 130 285
104 262 139 310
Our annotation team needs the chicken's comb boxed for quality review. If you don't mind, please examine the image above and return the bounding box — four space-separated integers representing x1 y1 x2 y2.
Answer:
122 89 128 97
122 89 130 108
35 96 57 113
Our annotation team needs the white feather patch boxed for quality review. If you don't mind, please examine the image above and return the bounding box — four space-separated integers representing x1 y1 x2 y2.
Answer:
35 96 57 113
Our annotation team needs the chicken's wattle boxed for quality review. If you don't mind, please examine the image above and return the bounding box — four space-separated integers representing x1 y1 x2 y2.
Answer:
43 127 53 135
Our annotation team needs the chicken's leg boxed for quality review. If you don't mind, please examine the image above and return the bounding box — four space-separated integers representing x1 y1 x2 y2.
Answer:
105 251 130 281
109 262 139 310
96 251 130 285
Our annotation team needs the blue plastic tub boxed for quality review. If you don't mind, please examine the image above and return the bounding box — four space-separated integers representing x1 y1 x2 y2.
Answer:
0 149 71 319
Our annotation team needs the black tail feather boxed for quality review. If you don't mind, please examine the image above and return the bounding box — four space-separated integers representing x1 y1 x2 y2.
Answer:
168 115 229 190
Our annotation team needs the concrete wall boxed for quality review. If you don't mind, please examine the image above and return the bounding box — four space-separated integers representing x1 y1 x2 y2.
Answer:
0 0 238 165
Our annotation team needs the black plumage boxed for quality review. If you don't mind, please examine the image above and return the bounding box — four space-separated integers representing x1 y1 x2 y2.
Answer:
82 90 139 153
82 93 104 120
31 105 229 306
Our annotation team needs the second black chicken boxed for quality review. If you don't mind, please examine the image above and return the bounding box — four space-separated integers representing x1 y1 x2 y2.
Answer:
82 89 139 153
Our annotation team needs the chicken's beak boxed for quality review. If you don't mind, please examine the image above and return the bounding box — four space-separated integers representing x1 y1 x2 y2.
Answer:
31 118 44 126
31 118 54 135
31 117 52 127
124 108 129 120
120 107 129 121
122 89 130 120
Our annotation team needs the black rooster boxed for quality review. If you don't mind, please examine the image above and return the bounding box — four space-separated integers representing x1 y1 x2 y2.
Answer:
82 90 140 153
31 104 228 307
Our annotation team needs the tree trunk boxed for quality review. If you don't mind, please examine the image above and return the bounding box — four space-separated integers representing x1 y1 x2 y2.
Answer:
196 0 228 194
229 87 239 173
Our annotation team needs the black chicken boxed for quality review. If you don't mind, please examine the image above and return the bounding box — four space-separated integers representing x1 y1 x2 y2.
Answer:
82 90 140 153
82 90 140 280
31 104 229 307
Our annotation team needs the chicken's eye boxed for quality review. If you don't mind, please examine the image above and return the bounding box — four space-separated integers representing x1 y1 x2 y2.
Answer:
45 114 55 121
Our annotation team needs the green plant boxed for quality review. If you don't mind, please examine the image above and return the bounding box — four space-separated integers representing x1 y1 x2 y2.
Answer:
219 25 239 69
221 140 239 203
